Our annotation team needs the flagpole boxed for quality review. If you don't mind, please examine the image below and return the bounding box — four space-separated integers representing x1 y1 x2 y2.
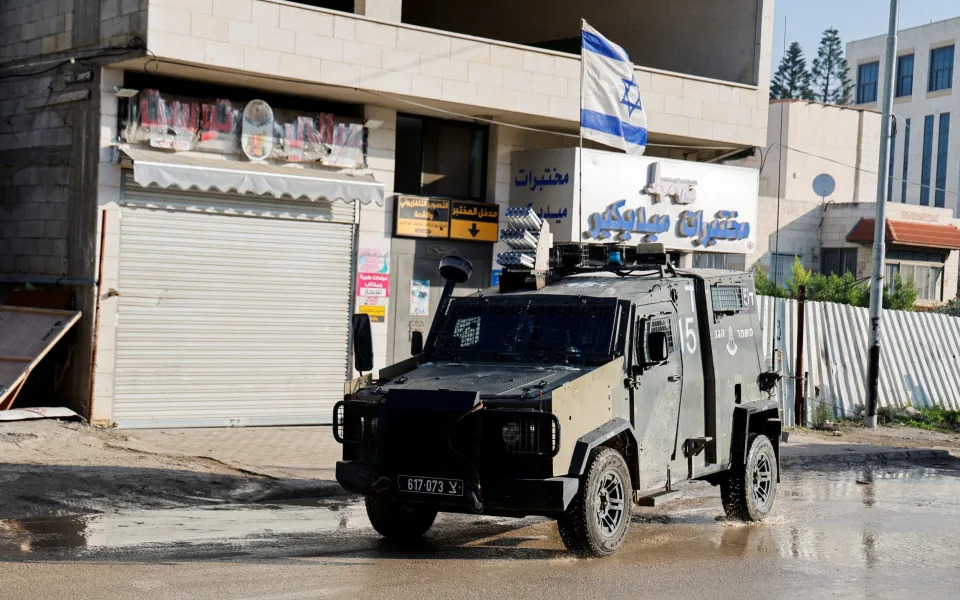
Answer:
578 18 585 239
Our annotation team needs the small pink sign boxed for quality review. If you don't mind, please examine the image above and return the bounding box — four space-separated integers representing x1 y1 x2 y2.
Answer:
357 273 390 298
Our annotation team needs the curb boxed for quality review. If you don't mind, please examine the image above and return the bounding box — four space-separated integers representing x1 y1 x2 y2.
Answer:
780 448 957 468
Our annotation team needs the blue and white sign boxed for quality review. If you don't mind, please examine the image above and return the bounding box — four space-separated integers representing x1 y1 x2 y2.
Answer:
509 148 759 253
580 21 647 156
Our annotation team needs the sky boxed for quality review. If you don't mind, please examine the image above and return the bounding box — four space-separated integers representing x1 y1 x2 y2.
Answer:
771 0 959 75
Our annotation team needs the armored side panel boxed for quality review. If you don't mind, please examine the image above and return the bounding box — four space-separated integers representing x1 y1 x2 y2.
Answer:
551 357 626 477
697 272 764 465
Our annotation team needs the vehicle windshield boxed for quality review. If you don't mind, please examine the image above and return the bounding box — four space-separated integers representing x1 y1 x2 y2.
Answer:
432 296 618 364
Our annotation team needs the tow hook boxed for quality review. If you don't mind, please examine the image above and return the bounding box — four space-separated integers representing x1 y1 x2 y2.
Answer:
371 476 392 493
469 490 483 513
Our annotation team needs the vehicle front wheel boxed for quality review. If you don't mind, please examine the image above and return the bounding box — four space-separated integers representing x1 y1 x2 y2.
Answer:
557 447 632 557
720 433 778 521
365 495 437 540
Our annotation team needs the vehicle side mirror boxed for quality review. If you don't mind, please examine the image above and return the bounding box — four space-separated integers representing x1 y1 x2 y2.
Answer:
352 313 374 373
647 331 668 363
410 330 423 355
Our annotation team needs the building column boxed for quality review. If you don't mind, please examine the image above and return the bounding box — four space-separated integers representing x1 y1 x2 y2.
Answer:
354 0 403 22
357 105 397 371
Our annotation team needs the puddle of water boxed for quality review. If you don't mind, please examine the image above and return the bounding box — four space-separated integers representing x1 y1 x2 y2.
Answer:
1 464 958 567
616 465 960 570
0 500 369 555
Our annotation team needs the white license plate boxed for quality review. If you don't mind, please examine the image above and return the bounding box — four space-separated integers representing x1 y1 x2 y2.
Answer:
398 475 463 496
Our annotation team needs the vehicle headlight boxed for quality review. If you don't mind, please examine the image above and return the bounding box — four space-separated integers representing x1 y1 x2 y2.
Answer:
502 422 521 445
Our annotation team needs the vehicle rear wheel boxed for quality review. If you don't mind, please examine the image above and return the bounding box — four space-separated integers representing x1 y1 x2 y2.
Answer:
720 433 778 521
556 447 632 557
365 495 437 539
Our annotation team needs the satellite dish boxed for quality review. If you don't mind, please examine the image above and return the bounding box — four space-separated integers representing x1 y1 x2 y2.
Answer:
812 173 836 198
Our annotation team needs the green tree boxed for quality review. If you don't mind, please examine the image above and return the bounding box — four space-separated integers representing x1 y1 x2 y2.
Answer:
810 28 854 104
754 256 918 311
884 273 918 310
753 265 785 297
770 42 814 100
936 296 960 316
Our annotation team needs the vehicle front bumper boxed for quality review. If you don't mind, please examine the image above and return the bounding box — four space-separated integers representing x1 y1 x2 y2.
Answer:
336 460 579 516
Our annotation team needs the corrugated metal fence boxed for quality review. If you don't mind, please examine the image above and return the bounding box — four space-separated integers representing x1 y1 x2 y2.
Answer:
758 296 960 425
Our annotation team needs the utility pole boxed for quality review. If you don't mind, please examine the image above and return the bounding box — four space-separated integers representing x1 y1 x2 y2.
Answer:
865 0 900 429
794 285 806 427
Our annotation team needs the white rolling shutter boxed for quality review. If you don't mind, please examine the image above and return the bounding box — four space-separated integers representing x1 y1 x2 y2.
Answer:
114 180 356 428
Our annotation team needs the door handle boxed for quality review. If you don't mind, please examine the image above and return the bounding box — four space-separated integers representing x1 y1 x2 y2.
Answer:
667 375 681 382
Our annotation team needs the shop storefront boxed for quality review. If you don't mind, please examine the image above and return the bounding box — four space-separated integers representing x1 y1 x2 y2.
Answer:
102 88 383 428
508 148 760 266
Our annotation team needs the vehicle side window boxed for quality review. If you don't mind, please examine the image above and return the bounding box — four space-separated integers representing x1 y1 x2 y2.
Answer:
645 315 676 357
613 301 631 357
452 316 481 347
711 284 745 316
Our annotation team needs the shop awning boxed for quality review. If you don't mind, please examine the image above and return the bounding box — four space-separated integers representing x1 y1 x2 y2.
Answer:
120 146 384 206
847 218 960 249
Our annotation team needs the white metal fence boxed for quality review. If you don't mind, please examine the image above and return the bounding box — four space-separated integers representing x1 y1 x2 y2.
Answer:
758 296 960 424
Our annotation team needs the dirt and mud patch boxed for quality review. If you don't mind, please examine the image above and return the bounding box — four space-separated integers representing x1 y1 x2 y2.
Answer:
799 422 960 449
0 421 323 520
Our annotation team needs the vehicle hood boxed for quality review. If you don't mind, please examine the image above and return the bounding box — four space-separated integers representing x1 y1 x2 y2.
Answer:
377 362 594 398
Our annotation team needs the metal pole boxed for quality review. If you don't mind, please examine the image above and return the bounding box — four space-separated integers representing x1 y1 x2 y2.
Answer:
865 0 900 429
794 285 806 427
578 18 586 235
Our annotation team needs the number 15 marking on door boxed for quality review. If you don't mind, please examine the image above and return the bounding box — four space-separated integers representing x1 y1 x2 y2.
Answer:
681 284 698 355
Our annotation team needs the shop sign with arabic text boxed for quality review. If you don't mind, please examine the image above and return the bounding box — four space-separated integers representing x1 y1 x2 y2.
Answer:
509 148 758 253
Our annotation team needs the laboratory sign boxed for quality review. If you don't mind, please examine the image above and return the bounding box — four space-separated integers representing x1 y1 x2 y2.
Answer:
395 196 450 238
449 200 499 242
509 148 759 253
394 196 499 242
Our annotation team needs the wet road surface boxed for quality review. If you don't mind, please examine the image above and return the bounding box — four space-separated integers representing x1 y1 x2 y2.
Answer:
2 463 959 599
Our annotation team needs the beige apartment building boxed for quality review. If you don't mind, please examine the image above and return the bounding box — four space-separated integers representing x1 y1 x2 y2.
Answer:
744 99 960 307
0 0 774 426
847 17 959 214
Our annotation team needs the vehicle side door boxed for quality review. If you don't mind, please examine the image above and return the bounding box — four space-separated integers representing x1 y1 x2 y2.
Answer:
631 301 682 491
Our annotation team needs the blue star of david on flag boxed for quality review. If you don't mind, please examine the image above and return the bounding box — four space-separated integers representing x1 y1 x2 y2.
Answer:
580 21 648 155
621 74 643 117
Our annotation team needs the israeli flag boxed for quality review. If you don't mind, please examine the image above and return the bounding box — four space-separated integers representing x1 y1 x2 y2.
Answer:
580 21 648 155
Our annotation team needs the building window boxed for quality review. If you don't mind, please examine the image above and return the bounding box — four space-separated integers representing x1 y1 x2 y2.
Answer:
900 118 911 203
693 253 729 269
886 248 947 301
771 253 798 287
821 248 858 276
395 114 488 201
895 54 914 97
920 115 935 205
935 113 950 208
928 46 955 92
856 62 880 104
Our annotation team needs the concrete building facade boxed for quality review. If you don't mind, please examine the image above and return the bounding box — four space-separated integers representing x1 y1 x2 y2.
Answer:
847 17 960 214
0 0 774 426
743 100 960 308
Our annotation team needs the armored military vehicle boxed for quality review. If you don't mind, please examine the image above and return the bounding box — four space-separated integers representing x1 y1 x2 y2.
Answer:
335 210 781 557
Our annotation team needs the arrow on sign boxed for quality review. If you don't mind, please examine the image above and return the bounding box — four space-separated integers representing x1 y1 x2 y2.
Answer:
468 223 480 237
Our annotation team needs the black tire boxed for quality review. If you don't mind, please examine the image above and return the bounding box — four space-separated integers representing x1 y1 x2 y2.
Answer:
557 447 632 557
365 495 437 539
720 433 778 521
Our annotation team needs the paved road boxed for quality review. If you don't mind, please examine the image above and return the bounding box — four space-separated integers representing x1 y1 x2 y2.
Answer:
2 462 959 600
